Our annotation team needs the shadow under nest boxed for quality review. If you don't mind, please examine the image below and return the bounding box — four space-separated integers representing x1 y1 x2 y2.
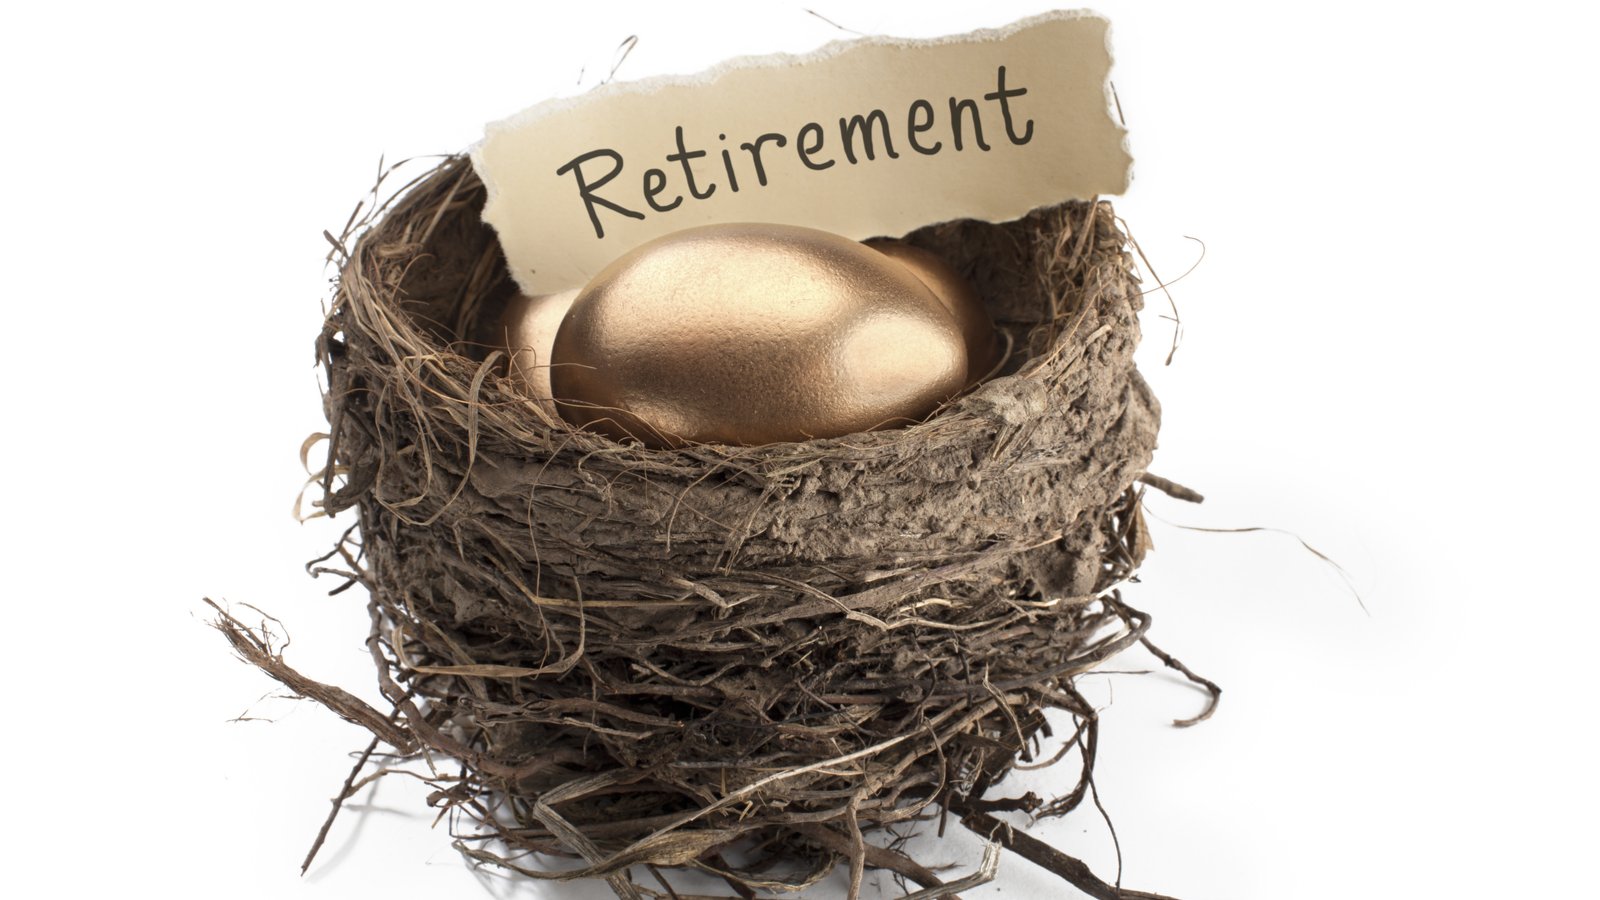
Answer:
226 154 1215 900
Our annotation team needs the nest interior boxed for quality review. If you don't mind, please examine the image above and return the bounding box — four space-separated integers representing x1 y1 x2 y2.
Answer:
283 154 1176 898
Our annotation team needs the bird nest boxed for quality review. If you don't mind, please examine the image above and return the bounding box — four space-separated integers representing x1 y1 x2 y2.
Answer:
216 153 1214 900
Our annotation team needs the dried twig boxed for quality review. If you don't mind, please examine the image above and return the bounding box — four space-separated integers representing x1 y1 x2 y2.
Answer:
1139 637 1221 727
206 598 413 752
1136 473 1205 504
957 809 1181 900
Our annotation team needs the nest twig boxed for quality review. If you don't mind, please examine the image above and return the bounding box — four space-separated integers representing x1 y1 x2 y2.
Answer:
228 153 1200 899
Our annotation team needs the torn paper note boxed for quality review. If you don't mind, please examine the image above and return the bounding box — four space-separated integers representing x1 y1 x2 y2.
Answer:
474 10 1130 295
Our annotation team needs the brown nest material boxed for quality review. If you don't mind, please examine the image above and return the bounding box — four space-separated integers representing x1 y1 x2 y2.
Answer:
220 154 1215 900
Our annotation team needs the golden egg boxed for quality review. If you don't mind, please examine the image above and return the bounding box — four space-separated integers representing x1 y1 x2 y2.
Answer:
549 223 966 447
865 239 1000 385
495 288 580 418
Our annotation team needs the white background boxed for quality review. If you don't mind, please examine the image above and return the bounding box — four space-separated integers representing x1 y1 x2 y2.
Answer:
4 1 1595 898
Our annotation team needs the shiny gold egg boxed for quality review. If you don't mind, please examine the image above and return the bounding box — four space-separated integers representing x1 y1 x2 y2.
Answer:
865 239 1000 385
549 223 967 447
495 289 580 418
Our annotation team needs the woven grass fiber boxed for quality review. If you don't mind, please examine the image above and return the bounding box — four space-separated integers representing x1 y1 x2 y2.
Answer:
218 153 1210 900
